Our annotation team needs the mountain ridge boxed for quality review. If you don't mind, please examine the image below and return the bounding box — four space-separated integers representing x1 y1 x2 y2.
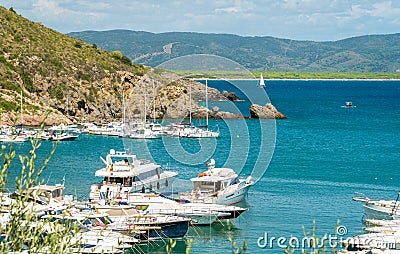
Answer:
68 30 400 72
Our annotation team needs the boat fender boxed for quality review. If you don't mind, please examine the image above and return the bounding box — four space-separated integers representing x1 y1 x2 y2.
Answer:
198 172 207 177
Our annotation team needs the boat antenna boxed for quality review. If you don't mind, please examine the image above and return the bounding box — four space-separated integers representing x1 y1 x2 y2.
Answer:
390 191 400 216
46 172 53 185
62 174 66 186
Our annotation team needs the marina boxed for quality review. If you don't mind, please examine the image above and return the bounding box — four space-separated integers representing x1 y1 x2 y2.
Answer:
1 79 399 253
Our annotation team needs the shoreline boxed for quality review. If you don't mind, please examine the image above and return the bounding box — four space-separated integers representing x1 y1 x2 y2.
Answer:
194 78 400 81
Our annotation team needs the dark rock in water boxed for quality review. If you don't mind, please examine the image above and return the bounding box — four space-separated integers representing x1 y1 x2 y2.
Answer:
250 103 286 119
222 91 242 101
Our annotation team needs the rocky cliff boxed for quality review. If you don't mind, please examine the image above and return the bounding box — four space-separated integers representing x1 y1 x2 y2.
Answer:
0 6 284 126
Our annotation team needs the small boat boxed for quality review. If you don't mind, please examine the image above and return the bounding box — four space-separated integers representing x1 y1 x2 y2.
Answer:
180 159 254 205
0 135 28 143
50 132 79 141
342 101 356 108
89 149 178 202
258 74 266 88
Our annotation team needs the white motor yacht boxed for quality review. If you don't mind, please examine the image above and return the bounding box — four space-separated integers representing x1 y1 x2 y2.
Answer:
89 149 178 202
180 159 254 205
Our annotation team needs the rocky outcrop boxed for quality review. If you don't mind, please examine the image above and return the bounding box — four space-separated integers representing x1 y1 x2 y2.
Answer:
222 91 242 101
250 103 286 119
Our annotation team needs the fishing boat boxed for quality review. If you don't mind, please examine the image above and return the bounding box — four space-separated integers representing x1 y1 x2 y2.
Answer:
180 159 254 205
258 73 266 88
89 149 178 202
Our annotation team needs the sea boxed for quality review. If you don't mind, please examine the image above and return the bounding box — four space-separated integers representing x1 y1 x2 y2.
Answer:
4 79 400 253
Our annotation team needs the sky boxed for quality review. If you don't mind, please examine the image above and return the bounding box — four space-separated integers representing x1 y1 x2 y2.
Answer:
1 0 400 41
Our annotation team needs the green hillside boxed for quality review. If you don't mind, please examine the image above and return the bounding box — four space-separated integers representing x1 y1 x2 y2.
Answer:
0 6 147 125
68 30 400 73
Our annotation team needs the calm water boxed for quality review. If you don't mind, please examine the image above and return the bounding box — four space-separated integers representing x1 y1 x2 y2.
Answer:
4 80 400 253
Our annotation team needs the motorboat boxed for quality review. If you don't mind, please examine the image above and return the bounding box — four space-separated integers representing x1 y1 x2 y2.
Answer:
353 194 400 220
89 149 178 202
129 127 161 139
342 101 356 108
118 193 228 225
180 159 254 205
41 131 79 141
0 135 28 143
342 231 400 252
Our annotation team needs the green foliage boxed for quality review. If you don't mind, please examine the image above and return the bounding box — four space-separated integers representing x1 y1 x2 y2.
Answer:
121 55 132 65
87 85 97 102
21 71 34 92
0 82 20 92
112 50 123 59
74 42 82 48
48 83 66 100
0 98 18 112
282 220 339 254
0 135 79 253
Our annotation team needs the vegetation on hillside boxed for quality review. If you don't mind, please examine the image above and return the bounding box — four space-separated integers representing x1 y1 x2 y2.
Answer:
0 6 147 123
68 30 400 73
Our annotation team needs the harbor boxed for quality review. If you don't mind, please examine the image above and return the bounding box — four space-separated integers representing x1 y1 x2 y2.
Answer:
1 79 399 253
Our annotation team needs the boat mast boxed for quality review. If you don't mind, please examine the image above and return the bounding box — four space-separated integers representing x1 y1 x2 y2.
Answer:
144 89 147 124
152 80 156 123
20 90 23 123
205 79 208 128
189 82 192 124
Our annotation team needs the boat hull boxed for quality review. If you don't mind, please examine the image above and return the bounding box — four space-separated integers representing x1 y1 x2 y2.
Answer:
135 219 190 240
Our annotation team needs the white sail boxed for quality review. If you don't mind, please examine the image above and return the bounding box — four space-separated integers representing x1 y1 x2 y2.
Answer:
259 74 266 87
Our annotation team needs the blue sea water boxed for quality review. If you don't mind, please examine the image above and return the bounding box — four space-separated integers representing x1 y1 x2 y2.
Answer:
4 80 400 253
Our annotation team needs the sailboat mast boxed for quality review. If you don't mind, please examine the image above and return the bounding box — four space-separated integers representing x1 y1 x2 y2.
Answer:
205 79 208 128
152 80 156 123
144 89 147 124
20 90 23 121
189 82 192 124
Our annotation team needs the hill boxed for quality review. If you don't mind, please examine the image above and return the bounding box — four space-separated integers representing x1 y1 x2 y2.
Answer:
0 6 152 125
68 30 400 72
1 6 233 126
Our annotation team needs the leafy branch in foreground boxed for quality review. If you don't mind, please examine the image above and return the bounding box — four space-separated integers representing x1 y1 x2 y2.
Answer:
0 135 79 253
283 220 340 254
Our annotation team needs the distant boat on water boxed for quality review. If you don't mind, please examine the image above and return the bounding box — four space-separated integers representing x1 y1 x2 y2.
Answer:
258 74 266 88
341 101 356 108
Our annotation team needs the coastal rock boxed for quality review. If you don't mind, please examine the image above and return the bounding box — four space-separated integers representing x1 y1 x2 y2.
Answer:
222 91 242 101
250 103 286 119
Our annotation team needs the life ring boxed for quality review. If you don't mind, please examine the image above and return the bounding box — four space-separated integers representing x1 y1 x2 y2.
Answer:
47 210 56 215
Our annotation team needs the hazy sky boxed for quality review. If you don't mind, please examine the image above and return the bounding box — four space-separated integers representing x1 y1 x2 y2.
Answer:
2 0 400 41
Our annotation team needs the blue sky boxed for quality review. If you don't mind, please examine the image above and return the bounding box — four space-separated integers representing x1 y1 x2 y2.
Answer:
1 0 400 41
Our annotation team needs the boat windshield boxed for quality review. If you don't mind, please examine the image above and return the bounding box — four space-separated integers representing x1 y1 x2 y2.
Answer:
230 177 240 185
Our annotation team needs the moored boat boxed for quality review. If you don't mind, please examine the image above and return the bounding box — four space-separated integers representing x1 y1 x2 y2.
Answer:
180 159 254 205
89 149 178 202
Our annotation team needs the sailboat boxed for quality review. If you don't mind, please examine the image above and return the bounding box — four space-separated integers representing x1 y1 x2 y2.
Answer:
130 82 161 139
258 74 266 88
186 79 220 138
